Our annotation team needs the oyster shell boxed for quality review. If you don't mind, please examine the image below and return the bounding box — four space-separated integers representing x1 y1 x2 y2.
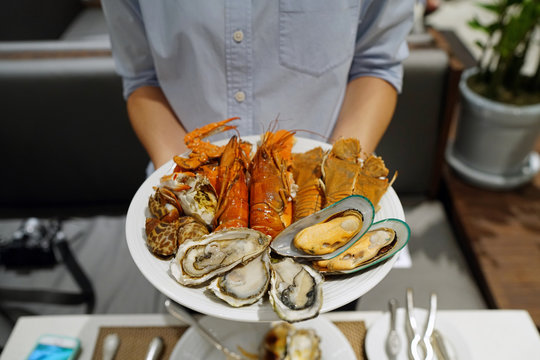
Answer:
208 250 271 307
269 257 323 323
271 195 374 260
170 228 271 286
313 218 410 274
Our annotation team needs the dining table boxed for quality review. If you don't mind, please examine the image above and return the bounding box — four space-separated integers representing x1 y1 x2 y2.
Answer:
2 309 539 359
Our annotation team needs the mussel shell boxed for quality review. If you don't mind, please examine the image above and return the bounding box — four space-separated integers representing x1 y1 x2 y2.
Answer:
314 218 410 275
271 195 375 260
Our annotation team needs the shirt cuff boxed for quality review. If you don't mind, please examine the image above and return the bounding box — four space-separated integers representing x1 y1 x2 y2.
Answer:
348 62 404 93
122 71 160 99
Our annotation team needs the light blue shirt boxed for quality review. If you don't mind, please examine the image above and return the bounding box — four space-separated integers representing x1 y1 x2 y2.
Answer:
102 0 414 141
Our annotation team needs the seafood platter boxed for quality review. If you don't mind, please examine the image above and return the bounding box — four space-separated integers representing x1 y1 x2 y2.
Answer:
125 118 410 323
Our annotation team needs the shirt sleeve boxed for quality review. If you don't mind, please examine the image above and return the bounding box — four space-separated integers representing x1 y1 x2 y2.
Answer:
101 0 159 99
349 0 415 93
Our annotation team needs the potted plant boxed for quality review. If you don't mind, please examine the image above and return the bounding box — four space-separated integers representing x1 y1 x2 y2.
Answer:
447 0 540 189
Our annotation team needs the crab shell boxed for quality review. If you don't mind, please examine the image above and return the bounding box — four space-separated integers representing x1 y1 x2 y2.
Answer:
161 172 218 227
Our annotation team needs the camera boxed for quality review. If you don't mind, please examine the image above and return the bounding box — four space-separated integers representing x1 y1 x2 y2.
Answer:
0 218 59 269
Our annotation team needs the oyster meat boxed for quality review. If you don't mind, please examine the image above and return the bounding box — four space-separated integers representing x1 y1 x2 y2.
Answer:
286 328 321 360
170 228 271 286
208 250 271 307
269 257 323 323
260 322 321 360
293 209 363 255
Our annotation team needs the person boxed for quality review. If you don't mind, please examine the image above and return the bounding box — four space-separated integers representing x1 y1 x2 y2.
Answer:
101 1 414 312
101 1 415 172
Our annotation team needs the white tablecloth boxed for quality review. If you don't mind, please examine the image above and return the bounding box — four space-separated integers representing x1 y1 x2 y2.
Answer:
2 310 539 359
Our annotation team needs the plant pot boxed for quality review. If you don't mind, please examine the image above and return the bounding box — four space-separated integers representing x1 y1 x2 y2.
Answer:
446 67 540 190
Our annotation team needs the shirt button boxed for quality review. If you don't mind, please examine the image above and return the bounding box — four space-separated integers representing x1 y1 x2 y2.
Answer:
233 30 244 43
234 91 246 103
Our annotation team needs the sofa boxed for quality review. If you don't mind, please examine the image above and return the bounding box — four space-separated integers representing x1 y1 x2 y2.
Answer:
0 2 149 215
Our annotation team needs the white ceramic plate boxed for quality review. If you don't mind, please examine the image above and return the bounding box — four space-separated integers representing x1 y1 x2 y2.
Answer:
365 308 472 360
125 136 406 321
170 315 356 359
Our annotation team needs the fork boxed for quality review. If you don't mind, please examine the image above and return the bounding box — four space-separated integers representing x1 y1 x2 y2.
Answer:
423 293 438 360
406 289 438 360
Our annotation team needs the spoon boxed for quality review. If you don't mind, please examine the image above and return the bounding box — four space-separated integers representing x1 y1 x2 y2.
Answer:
144 336 164 360
164 299 245 360
102 333 120 360
385 298 401 360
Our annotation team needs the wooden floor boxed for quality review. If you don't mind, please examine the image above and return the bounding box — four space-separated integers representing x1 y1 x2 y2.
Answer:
441 162 540 328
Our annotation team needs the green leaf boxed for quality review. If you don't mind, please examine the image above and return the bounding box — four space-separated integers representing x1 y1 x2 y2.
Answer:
474 40 486 50
477 3 503 14
468 17 489 33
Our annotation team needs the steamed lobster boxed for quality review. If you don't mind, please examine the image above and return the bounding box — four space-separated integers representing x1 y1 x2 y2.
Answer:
173 117 239 170
291 147 325 222
322 137 396 211
249 129 296 238
213 135 251 230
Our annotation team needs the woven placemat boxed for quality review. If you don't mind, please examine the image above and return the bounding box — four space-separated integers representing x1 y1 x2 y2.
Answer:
92 321 366 360
92 326 188 360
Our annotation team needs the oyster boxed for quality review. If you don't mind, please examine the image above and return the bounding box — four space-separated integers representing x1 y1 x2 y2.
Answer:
170 228 271 286
286 328 321 360
208 250 271 307
313 218 410 274
260 322 321 360
161 172 217 227
271 195 374 260
261 322 290 359
269 257 323 323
